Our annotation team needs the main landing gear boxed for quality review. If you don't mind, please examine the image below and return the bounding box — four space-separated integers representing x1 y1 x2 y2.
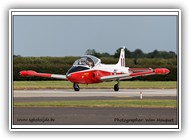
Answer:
114 80 120 91
73 81 120 91
73 83 80 91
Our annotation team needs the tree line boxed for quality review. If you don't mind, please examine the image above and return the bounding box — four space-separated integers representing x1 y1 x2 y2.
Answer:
85 48 177 59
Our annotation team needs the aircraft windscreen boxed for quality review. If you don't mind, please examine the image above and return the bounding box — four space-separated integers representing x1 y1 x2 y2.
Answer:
73 55 100 68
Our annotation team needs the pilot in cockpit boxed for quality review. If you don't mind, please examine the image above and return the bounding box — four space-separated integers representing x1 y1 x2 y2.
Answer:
77 57 94 68
86 58 94 68
78 58 87 66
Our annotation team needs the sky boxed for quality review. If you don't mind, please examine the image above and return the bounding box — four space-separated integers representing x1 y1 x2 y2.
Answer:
13 15 177 57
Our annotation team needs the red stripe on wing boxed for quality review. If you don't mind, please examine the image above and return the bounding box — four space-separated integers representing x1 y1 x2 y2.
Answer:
20 70 52 78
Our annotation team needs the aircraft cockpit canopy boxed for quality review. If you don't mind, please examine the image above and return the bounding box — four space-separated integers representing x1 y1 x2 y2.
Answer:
73 55 101 68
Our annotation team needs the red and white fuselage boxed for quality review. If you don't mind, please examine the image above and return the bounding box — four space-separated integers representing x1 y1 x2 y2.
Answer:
66 63 130 84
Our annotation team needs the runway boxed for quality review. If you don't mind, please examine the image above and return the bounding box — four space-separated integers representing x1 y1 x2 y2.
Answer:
12 89 178 126
14 89 177 98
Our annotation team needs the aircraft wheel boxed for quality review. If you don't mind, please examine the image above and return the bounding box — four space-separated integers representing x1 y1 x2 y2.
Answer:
73 83 80 91
114 84 119 91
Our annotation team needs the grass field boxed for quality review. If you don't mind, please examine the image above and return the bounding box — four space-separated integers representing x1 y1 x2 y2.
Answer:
14 99 176 108
13 81 177 90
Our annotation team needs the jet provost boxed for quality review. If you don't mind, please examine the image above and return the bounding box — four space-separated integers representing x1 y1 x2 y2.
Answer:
20 47 170 91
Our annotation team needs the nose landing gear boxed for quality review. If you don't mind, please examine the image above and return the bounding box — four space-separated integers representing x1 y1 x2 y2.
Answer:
73 83 80 91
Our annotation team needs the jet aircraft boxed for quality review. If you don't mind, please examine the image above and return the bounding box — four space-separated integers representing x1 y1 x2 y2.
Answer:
20 47 170 91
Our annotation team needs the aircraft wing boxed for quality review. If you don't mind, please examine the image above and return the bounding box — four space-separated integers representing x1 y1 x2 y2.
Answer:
20 70 67 80
100 68 169 82
100 73 131 81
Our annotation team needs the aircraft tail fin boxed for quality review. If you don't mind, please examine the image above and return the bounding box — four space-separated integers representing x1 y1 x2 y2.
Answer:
117 47 125 67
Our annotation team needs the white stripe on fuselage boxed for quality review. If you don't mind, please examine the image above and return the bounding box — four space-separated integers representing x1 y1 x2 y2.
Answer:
94 63 129 74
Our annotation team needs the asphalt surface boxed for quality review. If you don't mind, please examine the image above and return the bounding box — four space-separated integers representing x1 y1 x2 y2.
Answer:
13 107 177 125
12 89 178 126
